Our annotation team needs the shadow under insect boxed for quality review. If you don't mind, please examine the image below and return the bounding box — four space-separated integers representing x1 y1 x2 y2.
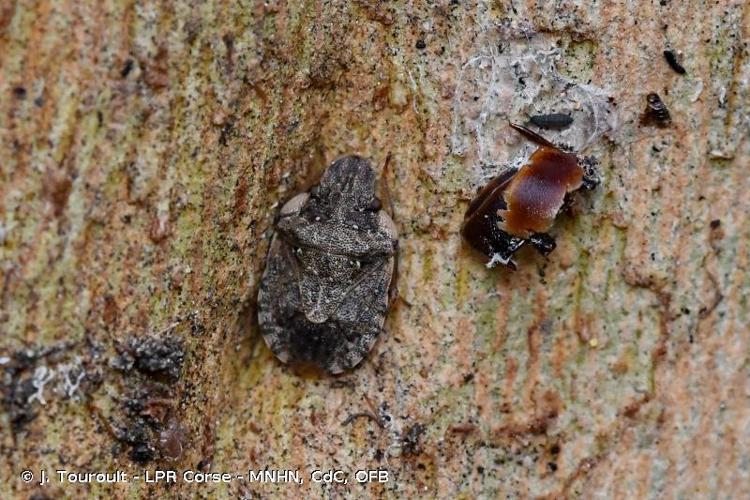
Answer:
461 124 599 270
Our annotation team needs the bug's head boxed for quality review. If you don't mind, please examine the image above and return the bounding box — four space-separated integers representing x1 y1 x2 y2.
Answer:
315 155 377 213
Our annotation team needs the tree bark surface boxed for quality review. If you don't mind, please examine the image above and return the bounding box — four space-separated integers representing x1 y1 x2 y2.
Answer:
1 1 749 498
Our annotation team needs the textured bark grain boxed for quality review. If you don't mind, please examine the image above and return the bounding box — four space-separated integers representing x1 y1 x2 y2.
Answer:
1 1 749 498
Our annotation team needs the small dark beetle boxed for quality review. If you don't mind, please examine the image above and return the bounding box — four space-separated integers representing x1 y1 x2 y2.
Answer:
641 92 671 127
257 156 398 374
461 124 599 269
529 113 574 130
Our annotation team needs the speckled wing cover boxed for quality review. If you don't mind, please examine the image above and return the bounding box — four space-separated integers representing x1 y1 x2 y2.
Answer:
257 156 398 374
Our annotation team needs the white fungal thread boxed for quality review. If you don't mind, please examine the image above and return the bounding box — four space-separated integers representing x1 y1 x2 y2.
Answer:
718 86 727 108
28 366 55 406
56 357 86 400
451 36 617 187
486 253 512 269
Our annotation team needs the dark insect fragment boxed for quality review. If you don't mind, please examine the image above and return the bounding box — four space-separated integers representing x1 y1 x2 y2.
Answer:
12 86 27 99
663 50 686 75
121 58 134 78
113 334 185 382
401 423 426 456
529 113 574 130
461 123 599 269
257 155 398 374
2 377 38 431
641 92 671 127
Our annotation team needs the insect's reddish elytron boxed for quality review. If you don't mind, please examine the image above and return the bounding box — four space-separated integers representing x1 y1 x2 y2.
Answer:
461 123 599 269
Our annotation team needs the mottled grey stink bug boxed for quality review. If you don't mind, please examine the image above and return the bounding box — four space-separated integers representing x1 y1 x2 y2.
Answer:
257 155 398 374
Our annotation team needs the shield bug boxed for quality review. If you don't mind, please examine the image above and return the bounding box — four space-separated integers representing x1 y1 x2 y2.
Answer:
257 155 398 374
461 123 599 269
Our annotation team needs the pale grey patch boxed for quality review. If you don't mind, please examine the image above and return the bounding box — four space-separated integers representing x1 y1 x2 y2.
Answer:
451 36 616 190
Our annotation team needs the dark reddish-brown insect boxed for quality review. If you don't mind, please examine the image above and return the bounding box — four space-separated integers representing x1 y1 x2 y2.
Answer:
461 123 599 269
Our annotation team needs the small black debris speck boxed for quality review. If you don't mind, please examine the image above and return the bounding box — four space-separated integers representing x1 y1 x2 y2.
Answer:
130 437 156 463
12 87 27 99
548 462 558 472
663 50 686 74
401 423 426 456
710 219 721 229
121 59 134 78
415 39 426 50
2 377 37 431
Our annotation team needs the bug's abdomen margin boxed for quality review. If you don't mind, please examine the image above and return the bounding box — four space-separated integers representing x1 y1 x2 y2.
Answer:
258 232 395 374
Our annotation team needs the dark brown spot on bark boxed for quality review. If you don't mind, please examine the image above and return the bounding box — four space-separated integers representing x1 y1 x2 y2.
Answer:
43 171 73 216
102 294 119 324
143 48 169 89
372 81 390 111
233 175 249 220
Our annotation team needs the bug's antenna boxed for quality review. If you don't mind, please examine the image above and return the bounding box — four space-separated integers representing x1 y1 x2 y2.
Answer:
509 122 557 149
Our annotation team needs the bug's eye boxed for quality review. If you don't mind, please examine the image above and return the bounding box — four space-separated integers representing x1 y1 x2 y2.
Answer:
367 198 382 211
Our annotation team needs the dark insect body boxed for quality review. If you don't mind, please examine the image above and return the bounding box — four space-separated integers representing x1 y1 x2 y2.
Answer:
663 50 686 75
529 113 574 130
257 156 398 374
461 123 599 270
641 92 671 127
